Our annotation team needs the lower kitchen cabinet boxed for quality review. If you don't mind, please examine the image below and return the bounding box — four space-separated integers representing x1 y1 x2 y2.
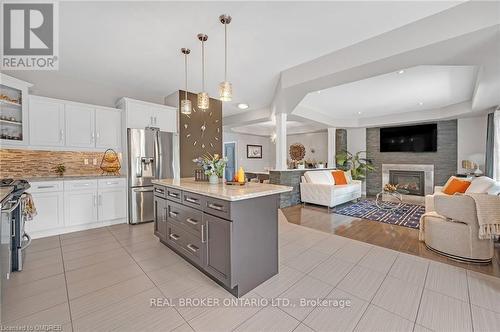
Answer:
154 196 167 241
204 213 231 286
98 188 126 221
28 178 127 238
26 191 64 234
65 189 98 226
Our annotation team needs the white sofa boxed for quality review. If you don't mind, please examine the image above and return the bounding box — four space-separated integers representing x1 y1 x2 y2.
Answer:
300 170 362 211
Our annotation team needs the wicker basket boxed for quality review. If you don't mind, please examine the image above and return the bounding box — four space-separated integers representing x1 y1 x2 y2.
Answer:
100 149 121 174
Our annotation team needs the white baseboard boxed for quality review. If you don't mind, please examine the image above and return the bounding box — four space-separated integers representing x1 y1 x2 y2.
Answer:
28 218 127 239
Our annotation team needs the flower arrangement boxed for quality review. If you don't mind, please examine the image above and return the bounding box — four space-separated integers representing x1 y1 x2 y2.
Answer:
193 153 227 178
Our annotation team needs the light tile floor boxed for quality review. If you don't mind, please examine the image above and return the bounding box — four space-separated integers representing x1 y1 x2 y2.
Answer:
3 211 500 332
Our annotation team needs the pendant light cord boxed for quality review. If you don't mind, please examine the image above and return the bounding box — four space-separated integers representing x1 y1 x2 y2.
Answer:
202 40 205 91
224 23 227 81
184 53 188 100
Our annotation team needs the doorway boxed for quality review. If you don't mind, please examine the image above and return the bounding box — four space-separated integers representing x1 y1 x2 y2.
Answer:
224 142 237 181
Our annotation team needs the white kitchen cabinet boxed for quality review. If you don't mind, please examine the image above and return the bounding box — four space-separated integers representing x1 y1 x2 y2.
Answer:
26 181 64 235
95 108 121 149
65 189 98 226
117 97 177 132
65 104 95 148
28 95 122 151
98 188 126 221
29 96 65 147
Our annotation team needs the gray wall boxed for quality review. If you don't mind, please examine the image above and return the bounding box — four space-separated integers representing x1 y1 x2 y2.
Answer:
366 120 457 196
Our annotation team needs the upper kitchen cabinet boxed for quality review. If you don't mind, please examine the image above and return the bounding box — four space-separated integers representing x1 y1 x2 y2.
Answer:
0 74 33 146
117 97 177 133
28 95 122 151
29 96 65 147
95 107 121 149
65 104 95 148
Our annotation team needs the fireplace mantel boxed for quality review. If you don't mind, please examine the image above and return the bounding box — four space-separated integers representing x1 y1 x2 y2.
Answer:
382 164 434 196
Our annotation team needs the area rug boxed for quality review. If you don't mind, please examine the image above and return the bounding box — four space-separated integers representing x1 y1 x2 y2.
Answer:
335 200 425 229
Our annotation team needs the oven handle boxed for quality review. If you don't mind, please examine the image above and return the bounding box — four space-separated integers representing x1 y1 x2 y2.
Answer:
20 233 32 251
1 199 21 214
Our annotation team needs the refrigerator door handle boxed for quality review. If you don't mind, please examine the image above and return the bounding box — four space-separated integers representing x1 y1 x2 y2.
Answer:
136 157 143 178
154 131 160 179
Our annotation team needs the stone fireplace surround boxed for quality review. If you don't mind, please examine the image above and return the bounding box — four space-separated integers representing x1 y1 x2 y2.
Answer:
382 164 434 196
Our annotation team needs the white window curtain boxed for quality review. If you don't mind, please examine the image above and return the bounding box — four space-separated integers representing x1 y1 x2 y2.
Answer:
494 110 500 181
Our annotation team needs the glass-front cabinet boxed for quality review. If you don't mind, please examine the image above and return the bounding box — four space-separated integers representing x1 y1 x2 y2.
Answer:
0 74 32 146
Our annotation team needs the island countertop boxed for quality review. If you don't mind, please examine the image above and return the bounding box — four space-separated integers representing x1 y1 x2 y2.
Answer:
152 178 292 201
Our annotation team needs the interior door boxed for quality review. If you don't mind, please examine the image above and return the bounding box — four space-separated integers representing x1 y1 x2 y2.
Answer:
95 108 121 149
66 104 95 148
29 98 65 146
224 142 236 181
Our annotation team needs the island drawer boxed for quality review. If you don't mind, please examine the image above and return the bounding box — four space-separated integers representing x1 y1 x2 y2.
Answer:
166 188 182 202
153 186 167 198
182 191 205 210
204 197 230 220
166 200 203 238
166 222 205 268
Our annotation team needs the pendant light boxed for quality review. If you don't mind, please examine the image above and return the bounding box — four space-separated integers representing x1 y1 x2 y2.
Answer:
180 48 192 115
197 33 209 110
218 14 232 102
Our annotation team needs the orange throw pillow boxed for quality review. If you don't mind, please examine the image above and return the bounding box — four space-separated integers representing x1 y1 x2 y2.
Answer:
332 170 348 185
443 178 471 195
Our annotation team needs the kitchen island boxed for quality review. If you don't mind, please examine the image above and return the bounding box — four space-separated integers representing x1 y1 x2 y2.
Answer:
152 178 292 297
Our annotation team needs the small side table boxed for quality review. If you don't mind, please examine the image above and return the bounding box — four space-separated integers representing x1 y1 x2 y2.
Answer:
375 190 403 211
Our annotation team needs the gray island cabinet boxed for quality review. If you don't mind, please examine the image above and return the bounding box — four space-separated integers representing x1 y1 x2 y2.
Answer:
152 178 292 297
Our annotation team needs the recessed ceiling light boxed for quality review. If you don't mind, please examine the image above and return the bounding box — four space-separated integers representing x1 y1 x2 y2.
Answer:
357 111 362 115
237 103 249 110
317 90 321 94
398 70 405 74
418 102 424 106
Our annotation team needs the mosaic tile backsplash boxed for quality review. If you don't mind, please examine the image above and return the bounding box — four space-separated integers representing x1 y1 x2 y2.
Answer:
0 149 122 178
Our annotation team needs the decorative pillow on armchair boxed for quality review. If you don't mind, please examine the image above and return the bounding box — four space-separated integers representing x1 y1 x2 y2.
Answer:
465 176 497 194
442 177 471 195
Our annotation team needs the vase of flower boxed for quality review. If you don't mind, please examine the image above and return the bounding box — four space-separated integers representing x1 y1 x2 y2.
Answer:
193 153 228 185
209 174 219 184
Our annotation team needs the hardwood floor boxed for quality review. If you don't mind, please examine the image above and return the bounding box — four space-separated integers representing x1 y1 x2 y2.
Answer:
281 204 500 278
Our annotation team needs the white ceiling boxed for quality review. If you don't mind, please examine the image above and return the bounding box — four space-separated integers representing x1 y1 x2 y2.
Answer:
231 119 326 136
6 1 462 115
299 65 478 119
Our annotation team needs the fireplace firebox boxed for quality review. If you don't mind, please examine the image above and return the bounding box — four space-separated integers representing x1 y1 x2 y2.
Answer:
389 170 425 196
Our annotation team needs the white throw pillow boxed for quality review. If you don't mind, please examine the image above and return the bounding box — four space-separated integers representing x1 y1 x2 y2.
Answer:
465 176 496 194
304 171 334 185
487 182 500 196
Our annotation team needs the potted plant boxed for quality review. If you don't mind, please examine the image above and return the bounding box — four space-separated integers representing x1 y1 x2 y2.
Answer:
54 163 66 177
317 161 325 169
193 153 228 184
335 150 375 180
297 160 305 170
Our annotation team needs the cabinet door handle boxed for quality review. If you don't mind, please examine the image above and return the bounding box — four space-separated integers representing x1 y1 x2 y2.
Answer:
154 188 165 194
59 130 64 142
186 218 198 225
201 224 206 243
98 194 102 206
185 197 199 204
169 233 180 241
169 211 178 218
187 244 198 252
207 203 224 211
93 194 97 207
106 181 119 185
168 192 178 198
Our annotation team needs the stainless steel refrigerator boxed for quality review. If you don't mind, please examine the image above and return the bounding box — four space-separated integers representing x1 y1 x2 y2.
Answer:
127 128 173 224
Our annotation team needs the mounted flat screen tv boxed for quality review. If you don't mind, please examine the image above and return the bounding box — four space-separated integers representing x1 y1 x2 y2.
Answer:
380 124 437 152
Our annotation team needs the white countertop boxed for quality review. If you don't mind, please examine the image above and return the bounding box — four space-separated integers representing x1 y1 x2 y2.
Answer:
27 175 126 182
152 178 292 202
269 167 336 172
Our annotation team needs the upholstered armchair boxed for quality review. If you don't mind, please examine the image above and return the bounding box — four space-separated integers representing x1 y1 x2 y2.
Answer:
422 189 494 263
